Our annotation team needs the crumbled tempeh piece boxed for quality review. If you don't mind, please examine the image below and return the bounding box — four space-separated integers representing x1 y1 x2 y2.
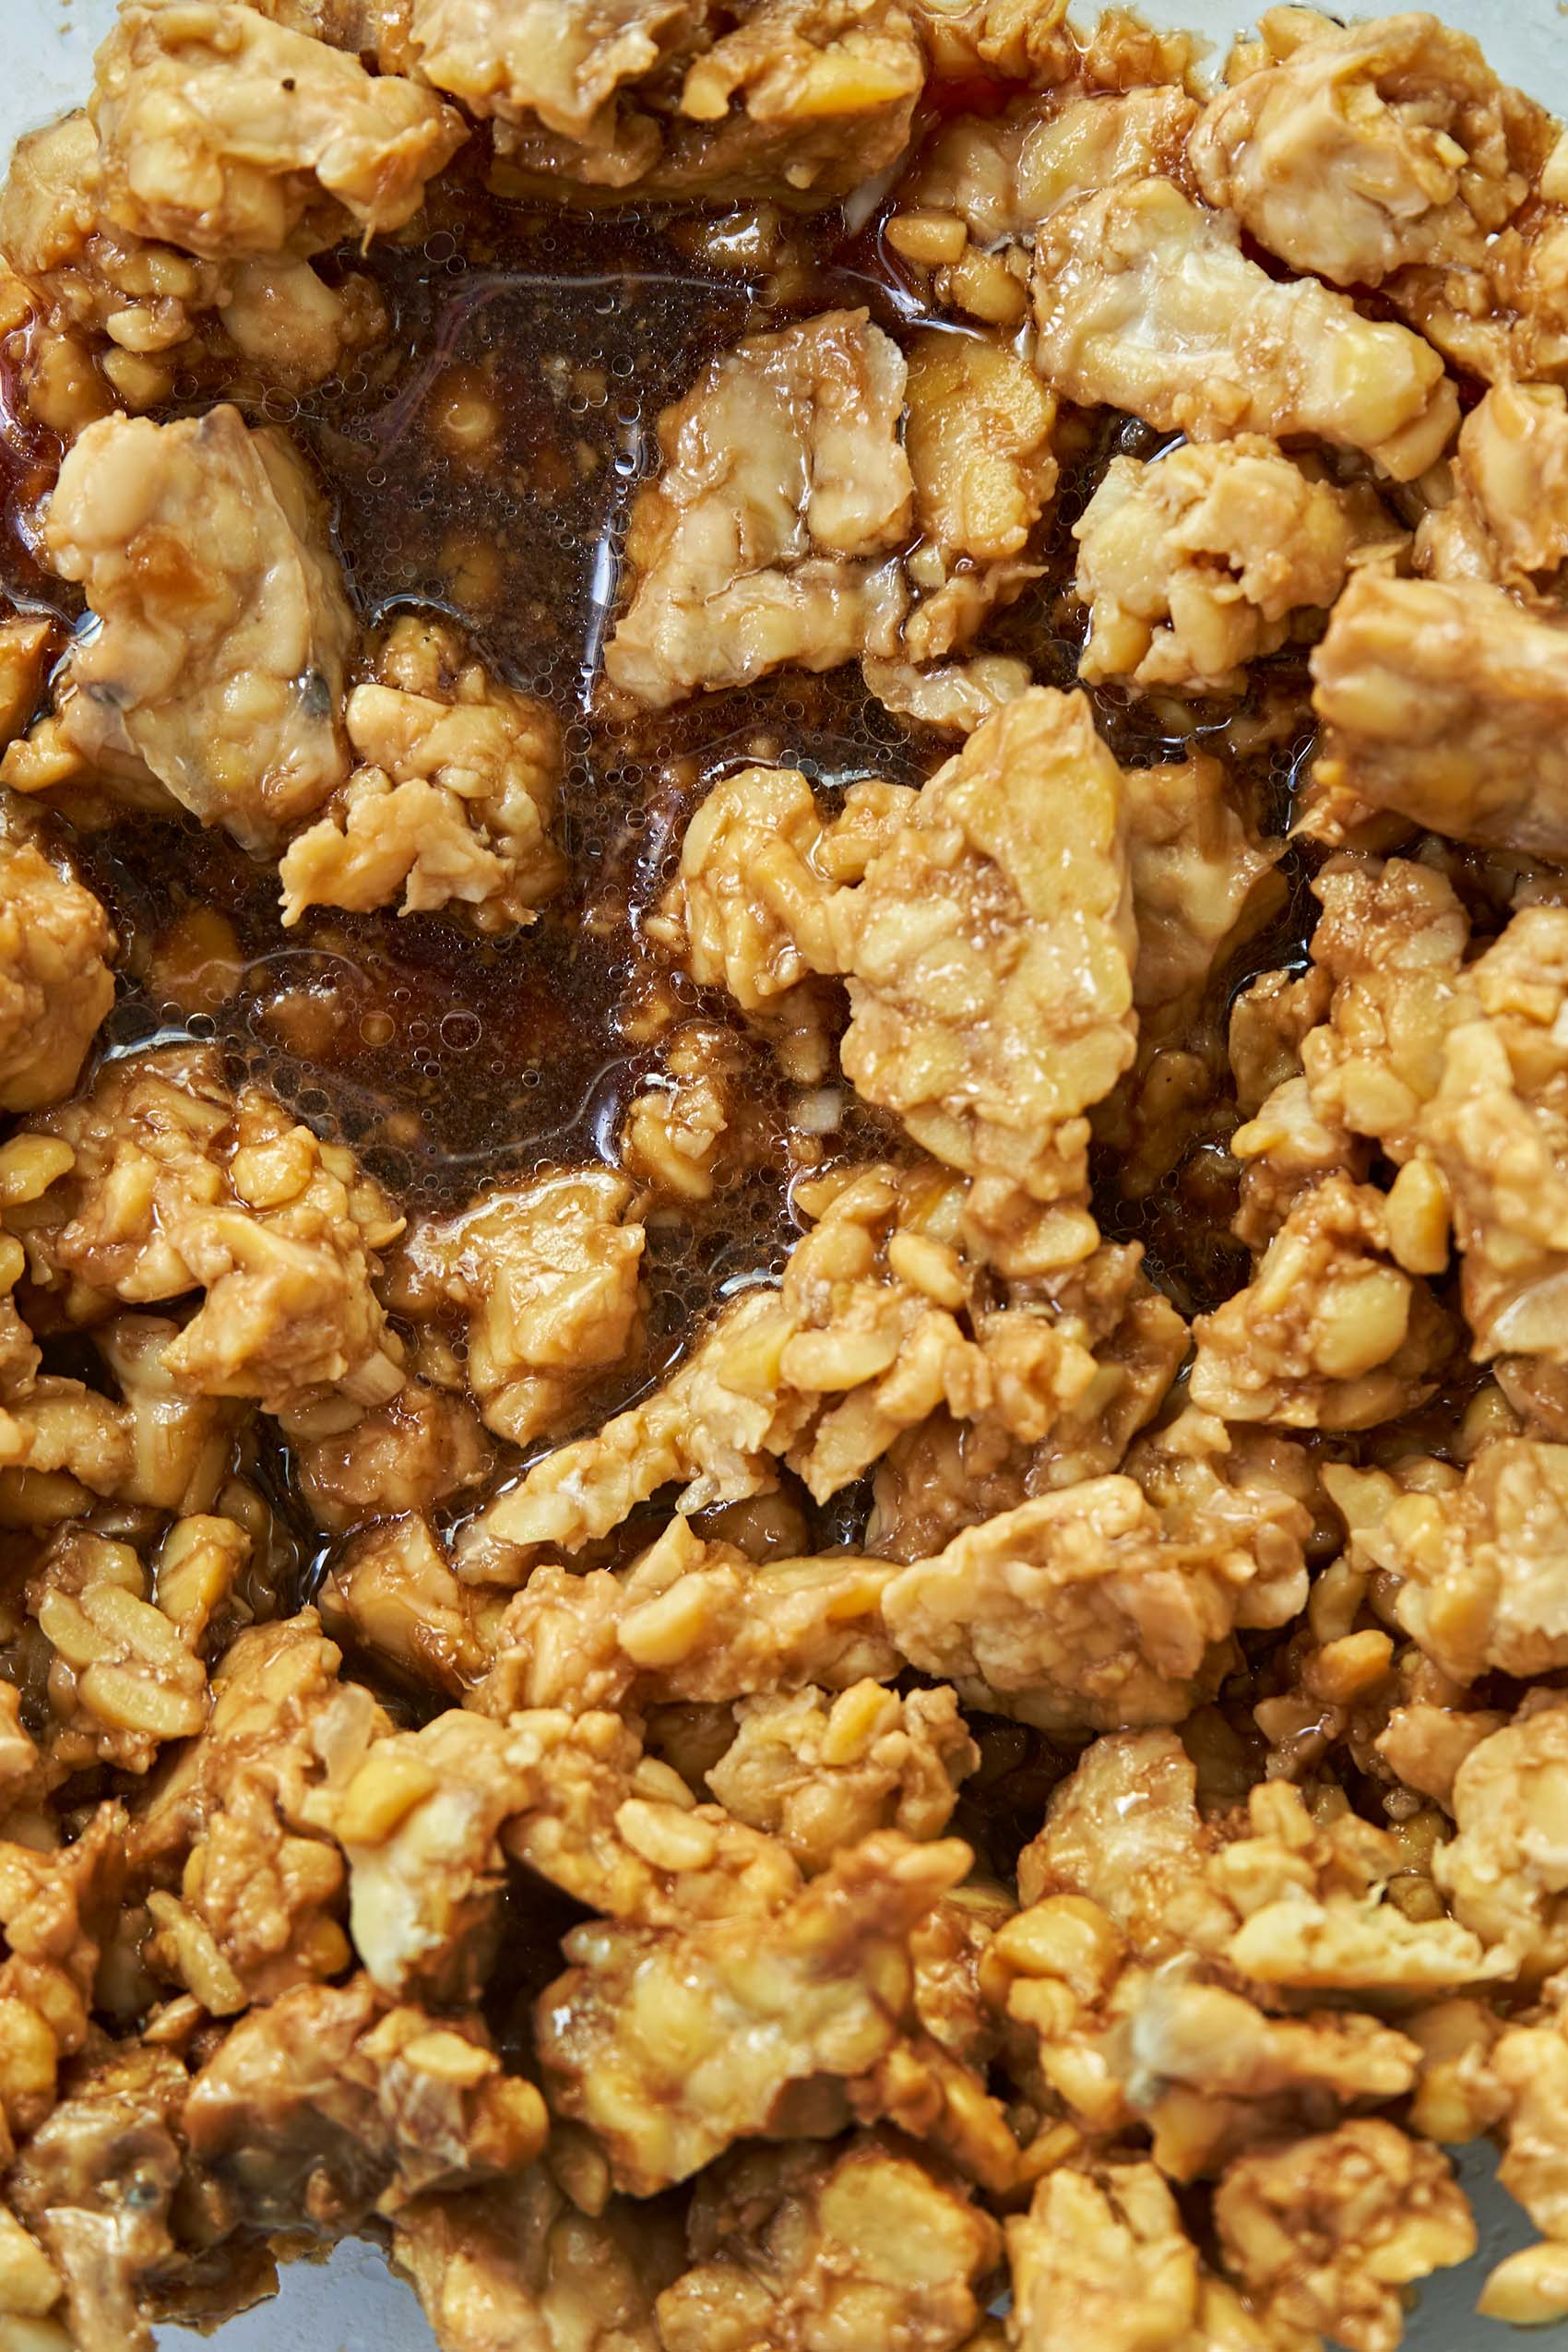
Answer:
866 1241 1188 1561
1213 2120 1475 2352
861 650 1031 735
279 615 564 931
305 1709 525 2003
707 1683 978 1871
1123 1973 1423 2183
292 1380 493 1532
1230 960 1333 1120
1229 1075 1366 1252
406 0 702 154
499 1711 800 1925
24 1524 214 1775
1307 574 1568 858
1487 2001 1568 2301
655 2132 1003 2352
13 406 356 850
1297 854 1473 1164
1074 437 1395 695
1006 2162 1238 2352
1017 1728 1238 1963
1376 1699 1506 1811
1326 1439 1568 1682
93 1314 244 1515
1190 11 1523 290
831 694 1134 1272
482 0 925 206
1117 752 1284 1171
17 1045 407 1422
457 1288 813 1571
0 833 114 1113
604 308 912 710
980 1882 1420 2180
0 111 388 425
90 1 466 255
312 1702 800 2002
475 1518 899 1716
463 1159 1182 1573
1031 179 1459 482
883 1446 1309 1733
1414 909 1568 1360
0 1801 127 2159
1434 1698 1568 1981
1216 1776 1512 1999
899 329 1056 663
184 1972 547 2226
0 617 50 747
1022 1729 1505 1997
7 2038 191 2352
1417 379 1568 587
898 76 1196 262
907 0 1198 89
647 766 909 1081
0 2202 59 2326
1190 1175 1452 1431
133 1610 379 2012
621 1025 732 1202
390 2166 678 2352
535 1831 968 2192
770 1164 1084 1500
1191 11 1568 386
317 1514 496 1696
389 1166 643 1446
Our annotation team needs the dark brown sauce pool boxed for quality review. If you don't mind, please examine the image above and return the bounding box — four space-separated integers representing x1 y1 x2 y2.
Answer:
0 139 1329 1460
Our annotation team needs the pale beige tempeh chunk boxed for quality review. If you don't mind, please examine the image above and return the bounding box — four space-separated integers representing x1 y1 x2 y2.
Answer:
1006 2162 1259 2352
1212 2120 1475 2352
475 1518 900 1716
408 0 702 145
1325 1439 1568 1684
826 694 1135 1273
11 406 356 851
1190 1175 1453 1432
389 1166 645 1447
457 1150 1177 1574
279 615 564 932
1020 1728 1510 1998
90 1 467 256
1031 178 1459 482
898 328 1057 665
1190 10 1525 290
658 691 1134 1271
534 1830 968 2193
480 0 926 206
882 1439 1309 1734
455 1289 813 1573
390 2166 678 2352
707 1683 977 1871
656 2132 1003 2352
604 307 913 710
1191 4 1568 387
11 1044 407 1423
1074 436 1397 695
1434 1698 1568 1983
0 111 388 426
1306 572 1568 858
0 833 114 1114
1415 379 1568 588
1417 909 1568 1362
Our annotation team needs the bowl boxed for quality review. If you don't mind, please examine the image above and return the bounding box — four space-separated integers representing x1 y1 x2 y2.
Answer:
1 3 1562 2346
